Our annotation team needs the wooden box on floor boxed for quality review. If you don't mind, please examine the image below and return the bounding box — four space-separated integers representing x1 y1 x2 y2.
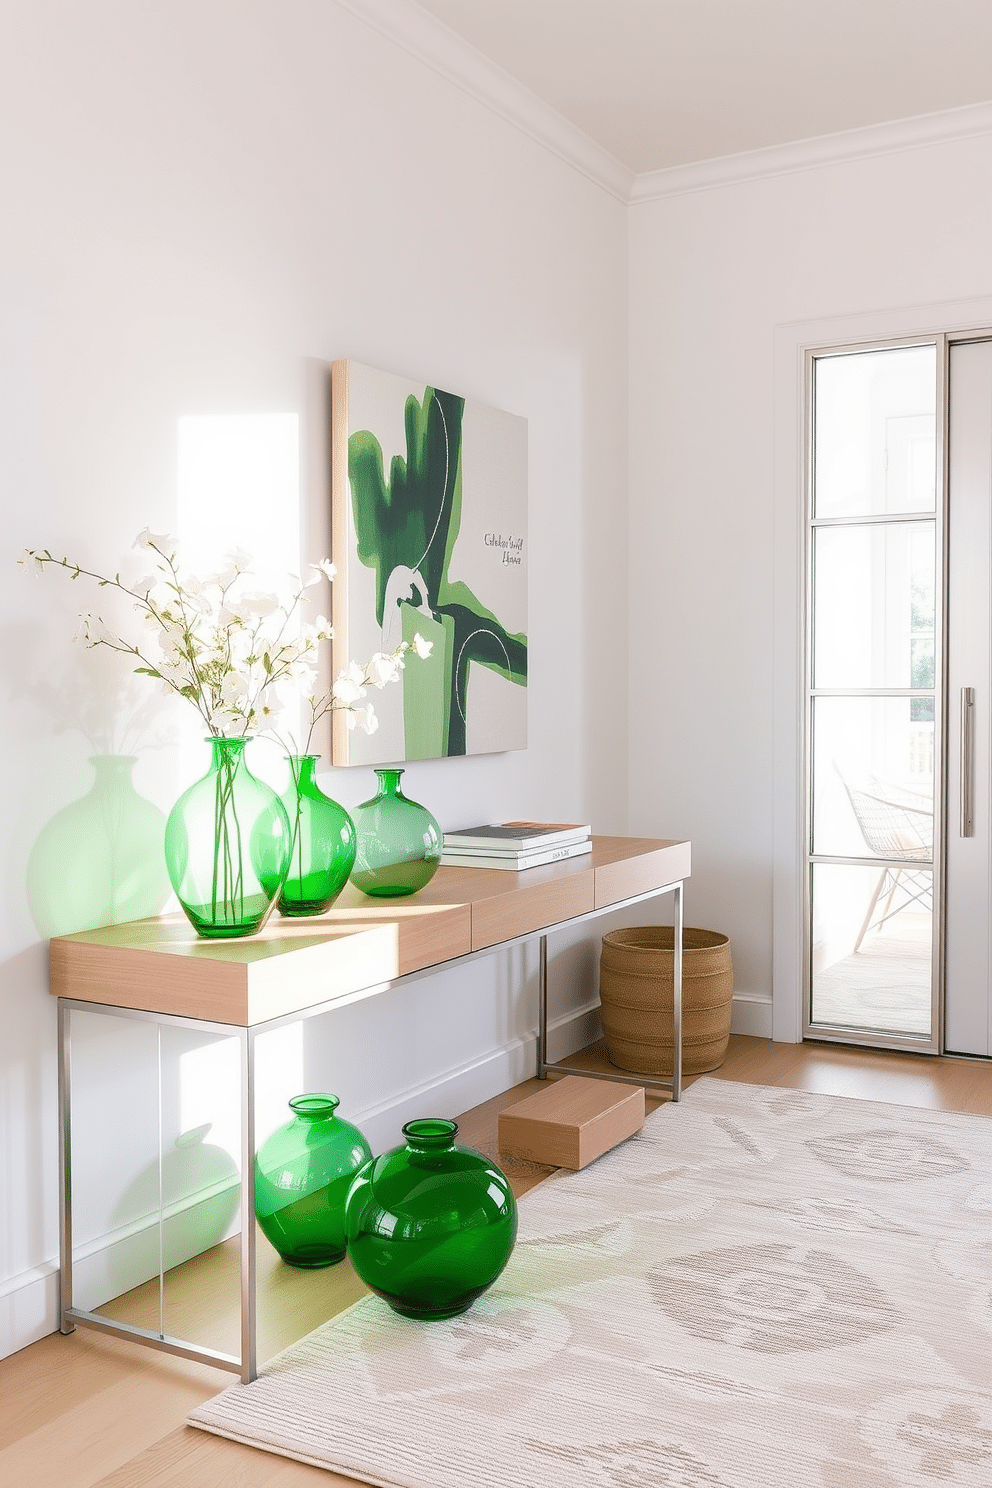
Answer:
498 1074 645 1170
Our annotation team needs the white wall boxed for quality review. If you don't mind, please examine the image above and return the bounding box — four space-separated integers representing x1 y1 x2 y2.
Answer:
0 0 629 1357
629 127 992 1038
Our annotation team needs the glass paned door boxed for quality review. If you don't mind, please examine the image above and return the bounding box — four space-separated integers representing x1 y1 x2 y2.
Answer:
806 343 940 1047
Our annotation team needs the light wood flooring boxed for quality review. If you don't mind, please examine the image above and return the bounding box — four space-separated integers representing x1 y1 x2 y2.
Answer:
3 1035 990 1488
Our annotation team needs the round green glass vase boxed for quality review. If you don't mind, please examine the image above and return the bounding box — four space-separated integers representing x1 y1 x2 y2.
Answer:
350 768 442 898
254 1094 372 1268
164 737 292 939
277 755 356 917
344 1118 518 1319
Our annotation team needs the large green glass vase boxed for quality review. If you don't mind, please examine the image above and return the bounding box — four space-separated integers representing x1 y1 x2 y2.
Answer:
278 755 356 917
350 768 442 898
164 737 292 939
254 1094 372 1268
344 1118 518 1318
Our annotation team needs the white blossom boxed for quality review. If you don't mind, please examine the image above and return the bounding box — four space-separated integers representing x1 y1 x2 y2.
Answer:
133 528 173 553
411 632 433 659
332 665 366 705
81 615 120 647
368 651 402 688
237 591 280 620
130 574 161 599
183 588 213 616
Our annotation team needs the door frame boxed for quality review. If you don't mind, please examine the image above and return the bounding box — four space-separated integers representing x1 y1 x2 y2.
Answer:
800 332 944 1054
772 297 992 1046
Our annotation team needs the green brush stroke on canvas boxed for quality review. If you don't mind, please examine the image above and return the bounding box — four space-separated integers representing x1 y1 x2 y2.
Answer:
349 385 526 758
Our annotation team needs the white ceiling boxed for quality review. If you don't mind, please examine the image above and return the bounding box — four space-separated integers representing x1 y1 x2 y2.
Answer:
411 0 992 174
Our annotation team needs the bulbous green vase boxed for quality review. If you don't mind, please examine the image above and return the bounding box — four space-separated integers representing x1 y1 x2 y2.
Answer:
164 737 292 939
278 755 356 917
254 1094 372 1268
350 768 442 898
344 1118 518 1318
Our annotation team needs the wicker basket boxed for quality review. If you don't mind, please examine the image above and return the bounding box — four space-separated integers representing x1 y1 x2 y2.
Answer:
598 926 734 1076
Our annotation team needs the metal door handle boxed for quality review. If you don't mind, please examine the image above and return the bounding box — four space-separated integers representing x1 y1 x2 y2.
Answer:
961 687 975 836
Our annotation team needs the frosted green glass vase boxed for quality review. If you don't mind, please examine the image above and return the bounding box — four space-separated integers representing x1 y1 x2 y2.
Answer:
255 1095 373 1267
164 737 292 939
277 755 356 917
350 768 442 898
344 1118 518 1318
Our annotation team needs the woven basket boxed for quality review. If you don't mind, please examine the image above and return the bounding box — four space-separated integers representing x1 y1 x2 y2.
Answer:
599 926 734 1077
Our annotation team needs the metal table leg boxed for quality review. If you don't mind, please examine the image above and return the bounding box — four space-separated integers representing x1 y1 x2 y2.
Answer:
537 881 685 1102
58 1000 74 1335
240 1026 257 1383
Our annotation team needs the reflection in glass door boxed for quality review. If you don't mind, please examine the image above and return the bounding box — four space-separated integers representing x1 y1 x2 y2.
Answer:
806 342 940 1048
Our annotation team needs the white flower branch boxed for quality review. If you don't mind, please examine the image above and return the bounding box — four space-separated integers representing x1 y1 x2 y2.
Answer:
20 534 432 746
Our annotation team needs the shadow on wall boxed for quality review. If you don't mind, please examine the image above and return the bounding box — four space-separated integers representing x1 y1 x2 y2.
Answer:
70 1123 242 1315
12 624 175 938
111 1123 240 1272
27 754 170 937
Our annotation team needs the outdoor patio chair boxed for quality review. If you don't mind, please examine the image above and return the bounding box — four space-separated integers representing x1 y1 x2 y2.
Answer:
835 767 934 952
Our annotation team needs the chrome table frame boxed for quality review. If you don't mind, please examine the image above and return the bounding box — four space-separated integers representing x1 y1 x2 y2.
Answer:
57 876 684 1383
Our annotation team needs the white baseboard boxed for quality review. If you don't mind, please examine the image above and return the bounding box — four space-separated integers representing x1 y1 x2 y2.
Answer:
353 1000 602 1150
0 1004 601 1364
0 1262 60 1361
730 992 774 1040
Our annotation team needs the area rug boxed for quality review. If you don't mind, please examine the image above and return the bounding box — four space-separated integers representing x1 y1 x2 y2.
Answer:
189 1078 992 1487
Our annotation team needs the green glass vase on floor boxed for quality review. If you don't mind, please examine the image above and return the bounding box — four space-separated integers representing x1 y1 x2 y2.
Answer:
350 767 442 898
255 1094 372 1268
344 1118 518 1318
277 755 356 917
164 736 292 939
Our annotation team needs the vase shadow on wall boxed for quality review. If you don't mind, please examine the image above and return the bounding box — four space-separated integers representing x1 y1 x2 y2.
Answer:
109 1123 241 1288
26 755 171 938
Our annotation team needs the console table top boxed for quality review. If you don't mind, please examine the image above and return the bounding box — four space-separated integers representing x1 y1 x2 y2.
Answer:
49 835 690 1027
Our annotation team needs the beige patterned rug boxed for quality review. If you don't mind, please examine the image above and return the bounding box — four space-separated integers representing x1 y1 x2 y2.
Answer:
189 1078 992 1487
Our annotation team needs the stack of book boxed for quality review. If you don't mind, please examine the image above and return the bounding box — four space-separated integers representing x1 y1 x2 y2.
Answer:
440 821 592 871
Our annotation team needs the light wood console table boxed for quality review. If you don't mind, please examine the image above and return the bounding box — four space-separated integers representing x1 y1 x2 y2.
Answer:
51 834 689 1381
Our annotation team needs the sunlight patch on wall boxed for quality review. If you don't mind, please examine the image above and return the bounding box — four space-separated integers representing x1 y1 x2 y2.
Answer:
176 413 301 580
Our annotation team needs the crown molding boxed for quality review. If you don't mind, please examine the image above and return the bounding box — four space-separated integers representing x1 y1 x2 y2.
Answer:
333 0 634 202
631 99 992 204
330 3 992 209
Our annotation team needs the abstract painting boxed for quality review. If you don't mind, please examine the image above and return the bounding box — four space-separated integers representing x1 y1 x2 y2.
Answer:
330 360 528 765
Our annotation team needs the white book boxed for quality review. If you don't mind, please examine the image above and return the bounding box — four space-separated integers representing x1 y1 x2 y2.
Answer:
442 821 591 852
440 839 594 871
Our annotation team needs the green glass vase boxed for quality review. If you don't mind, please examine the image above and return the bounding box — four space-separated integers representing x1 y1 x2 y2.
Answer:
344 1118 518 1318
254 1094 372 1268
350 768 442 898
277 755 356 917
164 737 292 939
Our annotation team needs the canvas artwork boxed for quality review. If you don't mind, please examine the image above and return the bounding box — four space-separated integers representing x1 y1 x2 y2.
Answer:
330 360 528 765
